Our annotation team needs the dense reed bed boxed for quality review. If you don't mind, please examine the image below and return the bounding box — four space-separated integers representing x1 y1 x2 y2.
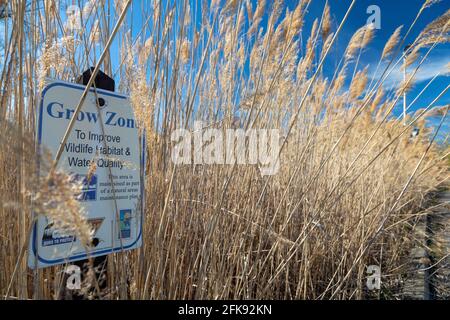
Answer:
0 0 449 299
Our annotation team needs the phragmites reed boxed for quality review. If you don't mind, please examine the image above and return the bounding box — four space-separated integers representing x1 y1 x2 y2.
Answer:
290 0 307 36
38 38 75 91
245 0 253 22
248 0 266 37
404 45 421 69
321 2 331 40
382 26 403 59
31 170 93 250
349 67 368 100
180 38 191 64
422 0 442 10
415 8 450 48
345 25 369 60
1 0 449 301
362 23 375 47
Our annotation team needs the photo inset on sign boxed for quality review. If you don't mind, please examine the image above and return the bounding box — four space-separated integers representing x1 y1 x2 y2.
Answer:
119 209 132 239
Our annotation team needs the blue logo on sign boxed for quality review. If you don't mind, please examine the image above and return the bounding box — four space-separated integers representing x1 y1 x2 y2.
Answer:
74 174 97 201
42 222 75 246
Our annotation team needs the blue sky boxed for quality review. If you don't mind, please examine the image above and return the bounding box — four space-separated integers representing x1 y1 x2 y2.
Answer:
1 0 448 139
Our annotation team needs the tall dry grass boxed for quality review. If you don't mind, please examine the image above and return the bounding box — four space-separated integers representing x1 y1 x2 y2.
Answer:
0 0 449 299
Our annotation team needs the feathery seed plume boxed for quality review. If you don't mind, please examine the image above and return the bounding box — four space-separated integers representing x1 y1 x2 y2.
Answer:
382 26 403 59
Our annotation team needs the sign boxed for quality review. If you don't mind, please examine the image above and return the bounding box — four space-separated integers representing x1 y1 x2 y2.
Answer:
29 80 145 268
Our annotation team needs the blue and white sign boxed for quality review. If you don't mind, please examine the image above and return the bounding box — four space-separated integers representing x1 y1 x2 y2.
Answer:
29 80 145 269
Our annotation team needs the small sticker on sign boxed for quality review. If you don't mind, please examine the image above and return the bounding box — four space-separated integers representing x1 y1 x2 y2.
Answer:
119 209 132 239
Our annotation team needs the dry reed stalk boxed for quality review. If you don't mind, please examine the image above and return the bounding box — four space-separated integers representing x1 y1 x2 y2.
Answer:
0 0 449 300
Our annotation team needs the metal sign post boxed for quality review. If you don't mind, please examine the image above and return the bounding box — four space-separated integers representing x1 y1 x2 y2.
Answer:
72 69 115 298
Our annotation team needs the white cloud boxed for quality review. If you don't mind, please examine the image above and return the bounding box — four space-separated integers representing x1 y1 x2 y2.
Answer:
369 53 449 90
